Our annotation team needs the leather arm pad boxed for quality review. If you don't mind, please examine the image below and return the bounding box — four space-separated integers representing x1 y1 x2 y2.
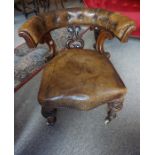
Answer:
18 16 47 48
108 12 136 42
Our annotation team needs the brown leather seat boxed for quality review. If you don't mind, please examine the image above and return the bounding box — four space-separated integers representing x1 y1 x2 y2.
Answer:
38 49 127 110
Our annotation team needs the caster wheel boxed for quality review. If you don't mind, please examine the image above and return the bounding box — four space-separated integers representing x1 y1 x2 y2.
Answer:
46 116 56 126
104 111 117 125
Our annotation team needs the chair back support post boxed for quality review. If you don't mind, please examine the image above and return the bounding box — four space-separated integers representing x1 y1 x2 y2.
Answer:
96 29 114 54
43 33 56 57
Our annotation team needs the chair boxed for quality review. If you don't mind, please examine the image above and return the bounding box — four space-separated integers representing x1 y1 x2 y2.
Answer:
14 0 39 18
18 8 136 125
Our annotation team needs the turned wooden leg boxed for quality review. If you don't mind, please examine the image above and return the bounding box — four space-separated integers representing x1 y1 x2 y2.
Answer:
105 98 124 124
41 107 57 126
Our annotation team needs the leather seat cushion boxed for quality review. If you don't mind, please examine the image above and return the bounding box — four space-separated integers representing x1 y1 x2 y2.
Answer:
38 49 127 110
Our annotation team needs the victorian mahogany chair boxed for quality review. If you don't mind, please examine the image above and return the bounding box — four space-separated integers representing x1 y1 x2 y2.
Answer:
18 8 135 125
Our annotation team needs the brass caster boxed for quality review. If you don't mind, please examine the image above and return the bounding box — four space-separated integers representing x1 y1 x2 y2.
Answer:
104 110 117 125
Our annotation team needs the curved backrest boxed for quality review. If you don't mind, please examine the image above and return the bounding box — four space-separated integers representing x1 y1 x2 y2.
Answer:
19 8 136 47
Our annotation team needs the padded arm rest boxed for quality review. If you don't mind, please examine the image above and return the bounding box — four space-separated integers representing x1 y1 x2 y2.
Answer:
18 16 47 48
108 12 136 42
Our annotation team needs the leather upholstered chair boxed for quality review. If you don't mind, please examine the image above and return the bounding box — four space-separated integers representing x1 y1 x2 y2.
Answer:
18 8 136 125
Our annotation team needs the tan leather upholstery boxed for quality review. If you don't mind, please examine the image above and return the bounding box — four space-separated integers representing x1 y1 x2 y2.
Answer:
38 49 127 110
19 8 136 48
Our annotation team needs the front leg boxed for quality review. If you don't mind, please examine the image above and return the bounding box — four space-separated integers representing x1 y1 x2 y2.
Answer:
105 97 124 124
41 106 57 126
